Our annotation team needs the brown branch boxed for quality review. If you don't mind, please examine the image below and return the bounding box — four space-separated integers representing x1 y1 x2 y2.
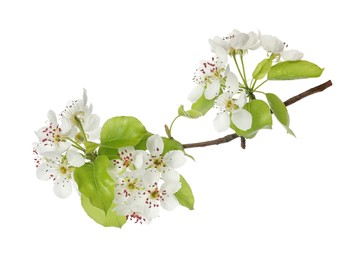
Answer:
182 80 333 149
284 80 333 106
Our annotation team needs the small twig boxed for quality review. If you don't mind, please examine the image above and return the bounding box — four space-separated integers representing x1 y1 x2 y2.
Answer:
284 80 332 106
182 80 333 149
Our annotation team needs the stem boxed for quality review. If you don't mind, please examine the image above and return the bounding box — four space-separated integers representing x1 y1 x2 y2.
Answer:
233 53 248 87
74 117 88 143
182 80 333 149
253 79 268 92
169 115 180 138
240 54 248 86
66 138 86 152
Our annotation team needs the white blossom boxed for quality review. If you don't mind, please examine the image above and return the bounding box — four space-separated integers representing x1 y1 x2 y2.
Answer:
36 150 85 198
35 110 71 157
188 56 227 102
213 91 252 132
61 89 100 141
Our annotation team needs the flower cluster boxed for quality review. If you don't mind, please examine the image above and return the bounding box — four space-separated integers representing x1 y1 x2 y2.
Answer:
187 30 303 133
109 135 186 223
33 90 100 198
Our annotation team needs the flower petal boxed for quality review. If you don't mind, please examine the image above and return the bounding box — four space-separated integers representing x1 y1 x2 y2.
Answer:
204 80 220 100
66 150 85 167
260 34 285 53
225 71 239 94
188 85 204 103
36 162 55 181
160 194 179 211
161 181 182 194
47 110 58 125
53 175 72 198
164 150 186 168
231 109 252 131
281 49 304 61
84 114 100 132
234 91 247 109
146 135 164 157
161 168 180 183
213 111 230 132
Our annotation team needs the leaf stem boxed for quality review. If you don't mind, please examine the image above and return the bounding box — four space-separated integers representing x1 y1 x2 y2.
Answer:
66 138 86 152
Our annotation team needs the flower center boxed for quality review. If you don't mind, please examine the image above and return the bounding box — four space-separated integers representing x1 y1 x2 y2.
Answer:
71 111 85 125
150 189 159 199
152 157 165 171
58 165 68 175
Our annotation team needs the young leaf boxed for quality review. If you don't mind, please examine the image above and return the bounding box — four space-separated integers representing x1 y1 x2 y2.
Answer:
74 155 114 213
266 93 295 136
252 58 273 80
100 116 147 148
178 105 203 119
230 99 272 138
84 141 99 154
81 196 126 228
175 175 194 210
268 60 324 80
191 94 215 116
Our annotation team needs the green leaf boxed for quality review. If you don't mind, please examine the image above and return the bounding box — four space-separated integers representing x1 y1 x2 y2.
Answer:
175 175 194 210
268 60 324 80
178 105 203 119
266 93 295 136
230 99 272 138
191 94 215 116
252 58 273 80
98 146 119 160
74 155 114 213
134 132 184 155
100 116 147 148
84 141 99 154
81 196 126 228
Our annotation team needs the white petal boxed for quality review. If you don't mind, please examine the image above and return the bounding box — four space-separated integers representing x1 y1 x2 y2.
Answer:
146 135 164 157
66 150 85 167
143 205 160 221
234 91 247 109
57 142 72 154
53 176 72 198
133 151 144 169
47 110 58 125
164 150 186 168
260 34 284 53
209 36 229 53
213 112 230 132
214 92 229 108
281 49 304 61
160 194 179 211
231 33 249 50
188 85 204 103
161 168 180 183
82 88 88 106
204 80 220 100
231 109 252 131
143 169 160 186
161 181 182 194
36 162 54 181
84 114 100 132
246 31 260 50
225 71 239 94
60 118 72 135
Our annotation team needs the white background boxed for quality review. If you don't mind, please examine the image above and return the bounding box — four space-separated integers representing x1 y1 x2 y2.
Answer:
1 0 361 259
